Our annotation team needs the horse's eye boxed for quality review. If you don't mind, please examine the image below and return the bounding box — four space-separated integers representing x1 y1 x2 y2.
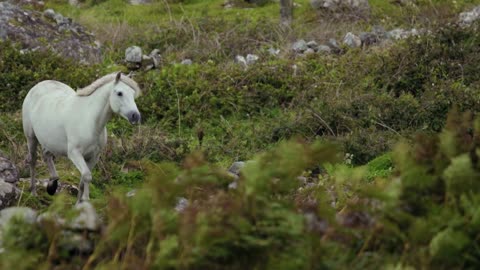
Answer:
117 92 123 97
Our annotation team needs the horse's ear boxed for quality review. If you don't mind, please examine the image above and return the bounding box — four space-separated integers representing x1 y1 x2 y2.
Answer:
115 72 121 83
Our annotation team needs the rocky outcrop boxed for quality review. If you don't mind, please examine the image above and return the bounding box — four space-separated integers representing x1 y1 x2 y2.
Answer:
0 155 20 209
0 202 101 255
0 157 19 184
0 2 101 63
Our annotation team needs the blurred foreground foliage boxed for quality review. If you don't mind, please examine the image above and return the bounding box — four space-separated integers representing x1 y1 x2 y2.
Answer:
2 109 480 269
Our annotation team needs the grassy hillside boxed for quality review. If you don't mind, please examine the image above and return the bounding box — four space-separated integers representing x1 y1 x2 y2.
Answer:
2 0 480 268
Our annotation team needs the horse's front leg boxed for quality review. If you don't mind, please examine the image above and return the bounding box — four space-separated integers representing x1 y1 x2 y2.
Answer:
67 148 91 203
84 153 100 199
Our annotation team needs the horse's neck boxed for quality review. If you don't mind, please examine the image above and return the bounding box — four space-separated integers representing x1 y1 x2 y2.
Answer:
82 83 113 135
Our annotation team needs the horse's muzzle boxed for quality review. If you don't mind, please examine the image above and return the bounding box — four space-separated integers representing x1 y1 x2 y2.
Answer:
128 111 141 124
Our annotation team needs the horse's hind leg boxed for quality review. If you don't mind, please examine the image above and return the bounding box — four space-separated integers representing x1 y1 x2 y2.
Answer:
43 150 59 195
26 135 38 196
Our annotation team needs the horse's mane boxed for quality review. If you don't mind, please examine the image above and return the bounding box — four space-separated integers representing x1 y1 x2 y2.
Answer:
76 73 141 97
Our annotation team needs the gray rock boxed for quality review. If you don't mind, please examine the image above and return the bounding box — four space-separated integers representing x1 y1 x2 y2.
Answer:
267 47 280 56
125 46 143 63
317 45 331 54
359 32 378 46
387 28 408 40
228 161 246 176
228 181 238 189
310 0 370 14
149 49 161 68
372 25 387 39
70 202 100 231
128 0 151 5
0 207 37 228
0 157 19 184
304 48 315 55
0 207 37 252
58 230 93 255
306 40 318 49
292 39 308 53
126 189 136 197
235 55 247 68
181 59 193 65
36 212 65 226
246 54 259 65
459 6 480 26
343 32 361 48
43 8 55 20
1 3 101 63
327 38 341 53
175 197 189 212
0 182 19 209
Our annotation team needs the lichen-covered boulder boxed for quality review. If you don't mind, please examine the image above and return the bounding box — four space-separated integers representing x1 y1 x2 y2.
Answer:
0 182 20 210
0 157 19 184
0 2 101 63
69 202 100 231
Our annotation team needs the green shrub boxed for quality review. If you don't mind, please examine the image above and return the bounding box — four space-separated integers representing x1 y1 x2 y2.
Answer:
0 41 102 112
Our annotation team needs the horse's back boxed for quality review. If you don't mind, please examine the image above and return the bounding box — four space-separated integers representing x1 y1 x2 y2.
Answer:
22 80 75 155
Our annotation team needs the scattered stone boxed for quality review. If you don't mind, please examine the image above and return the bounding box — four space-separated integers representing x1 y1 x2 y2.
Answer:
228 161 246 176
327 38 341 53
149 49 161 68
372 25 387 39
70 202 100 231
267 47 280 56
359 32 378 46
0 157 19 184
304 48 315 55
59 183 79 196
228 181 238 189
126 189 136 197
292 39 308 53
175 197 189 212
125 46 143 64
317 45 332 54
0 207 37 228
235 55 248 68
43 8 55 20
458 6 480 26
58 230 93 255
128 0 151 5
306 40 318 49
246 54 259 65
343 32 361 48
310 0 370 16
181 59 193 65
387 28 408 40
0 182 20 210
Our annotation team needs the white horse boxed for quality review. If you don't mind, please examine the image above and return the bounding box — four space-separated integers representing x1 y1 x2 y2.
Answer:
22 72 141 203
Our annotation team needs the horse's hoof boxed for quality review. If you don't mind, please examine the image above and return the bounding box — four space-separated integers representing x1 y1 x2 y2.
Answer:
47 178 59 195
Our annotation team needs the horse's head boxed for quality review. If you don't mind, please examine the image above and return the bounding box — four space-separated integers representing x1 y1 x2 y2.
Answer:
110 72 141 124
